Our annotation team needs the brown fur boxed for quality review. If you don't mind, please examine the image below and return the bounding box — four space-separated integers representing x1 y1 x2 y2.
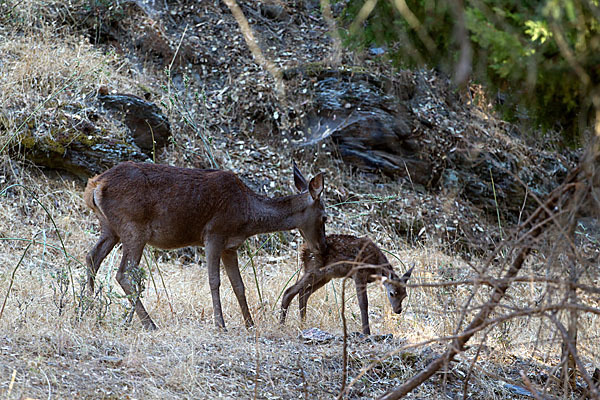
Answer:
83 176 99 214
280 234 413 335
85 161 326 330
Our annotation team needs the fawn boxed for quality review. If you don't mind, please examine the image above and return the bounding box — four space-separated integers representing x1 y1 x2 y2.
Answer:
280 234 413 334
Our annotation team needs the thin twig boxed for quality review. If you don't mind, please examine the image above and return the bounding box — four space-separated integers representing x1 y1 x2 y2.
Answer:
379 170 576 399
221 0 285 98
0 241 33 321
1 184 76 301
462 325 492 400
246 241 264 310
338 276 349 399
253 326 261 400
547 313 600 400
519 370 548 400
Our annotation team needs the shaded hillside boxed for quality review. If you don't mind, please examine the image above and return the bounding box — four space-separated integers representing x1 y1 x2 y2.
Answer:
1 0 578 256
1 2 598 400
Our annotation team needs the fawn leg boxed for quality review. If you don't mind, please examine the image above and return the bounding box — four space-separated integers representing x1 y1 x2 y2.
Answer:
280 278 307 324
354 279 370 335
299 276 329 322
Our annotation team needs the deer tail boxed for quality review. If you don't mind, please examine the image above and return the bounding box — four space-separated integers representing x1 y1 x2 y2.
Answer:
83 175 108 222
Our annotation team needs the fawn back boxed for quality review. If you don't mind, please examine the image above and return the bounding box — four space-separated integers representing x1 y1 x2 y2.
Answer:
281 234 413 334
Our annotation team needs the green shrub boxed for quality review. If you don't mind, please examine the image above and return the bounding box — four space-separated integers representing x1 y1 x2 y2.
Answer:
341 0 600 144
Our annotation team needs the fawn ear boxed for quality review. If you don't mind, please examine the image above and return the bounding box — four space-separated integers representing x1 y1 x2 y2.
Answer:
401 266 414 282
293 161 308 192
309 173 324 200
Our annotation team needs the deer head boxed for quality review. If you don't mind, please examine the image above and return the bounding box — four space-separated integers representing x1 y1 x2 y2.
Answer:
293 161 327 254
384 266 414 314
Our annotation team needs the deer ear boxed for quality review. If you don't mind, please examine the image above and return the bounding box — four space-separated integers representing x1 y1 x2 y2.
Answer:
309 173 324 200
293 161 308 192
402 266 414 282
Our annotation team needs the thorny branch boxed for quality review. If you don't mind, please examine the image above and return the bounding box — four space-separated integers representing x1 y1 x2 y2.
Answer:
379 135 600 399
548 313 600 399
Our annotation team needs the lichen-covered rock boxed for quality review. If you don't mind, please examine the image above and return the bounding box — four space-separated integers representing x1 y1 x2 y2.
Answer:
6 86 171 177
98 89 171 154
9 106 148 178
23 138 148 178
289 66 577 222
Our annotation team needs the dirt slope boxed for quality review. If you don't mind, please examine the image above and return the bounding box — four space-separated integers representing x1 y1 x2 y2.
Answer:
0 1 597 400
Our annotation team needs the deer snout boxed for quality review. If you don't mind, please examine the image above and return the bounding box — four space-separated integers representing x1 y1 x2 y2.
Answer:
316 235 327 254
299 228 327 254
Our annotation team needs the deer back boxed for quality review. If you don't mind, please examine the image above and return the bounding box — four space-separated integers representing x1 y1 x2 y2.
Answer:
301 235 389 278
86 162 256 248
86 161 328 253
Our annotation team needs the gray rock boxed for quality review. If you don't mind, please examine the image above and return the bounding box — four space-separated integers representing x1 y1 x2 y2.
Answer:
98 90 171 154
289 66 576 222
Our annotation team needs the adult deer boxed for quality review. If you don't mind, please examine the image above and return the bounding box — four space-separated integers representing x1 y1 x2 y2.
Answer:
280 234 413 335
84 161 327 330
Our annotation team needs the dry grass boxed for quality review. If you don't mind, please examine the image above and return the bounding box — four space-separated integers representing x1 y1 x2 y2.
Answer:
0 164 426 399
1 1 599 399
2 159 598 399
0 20 157 155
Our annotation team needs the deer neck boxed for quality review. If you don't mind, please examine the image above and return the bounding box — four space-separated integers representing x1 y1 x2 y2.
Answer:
247 193 310 235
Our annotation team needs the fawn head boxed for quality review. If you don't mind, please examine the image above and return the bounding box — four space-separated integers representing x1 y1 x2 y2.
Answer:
293 162 327 254
384 266 414 314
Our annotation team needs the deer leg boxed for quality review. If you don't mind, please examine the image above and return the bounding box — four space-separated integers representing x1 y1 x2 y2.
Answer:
86 228 118 294
205 238 226 329
354 279 370 335
222 249 254 328
115 242 156 330
298 286 310 322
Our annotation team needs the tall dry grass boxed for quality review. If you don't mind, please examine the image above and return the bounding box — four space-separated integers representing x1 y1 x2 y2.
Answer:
1 1 599 399
3 155 597 399
0 163 433 399
0 16 159 157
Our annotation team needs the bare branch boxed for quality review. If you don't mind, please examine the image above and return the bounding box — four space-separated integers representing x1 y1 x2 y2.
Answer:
547 313 600 400
221 0 285 98
379 162 583 399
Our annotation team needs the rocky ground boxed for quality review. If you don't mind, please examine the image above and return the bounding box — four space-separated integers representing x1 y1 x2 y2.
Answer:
1 0 598 399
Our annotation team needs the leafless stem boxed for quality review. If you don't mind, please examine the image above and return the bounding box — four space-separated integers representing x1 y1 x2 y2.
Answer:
547 313 600 400
253 326 261 400
379 165 580 399
519 370 548 400
221 0 285 98
338 276 349 399
461 326 492 400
